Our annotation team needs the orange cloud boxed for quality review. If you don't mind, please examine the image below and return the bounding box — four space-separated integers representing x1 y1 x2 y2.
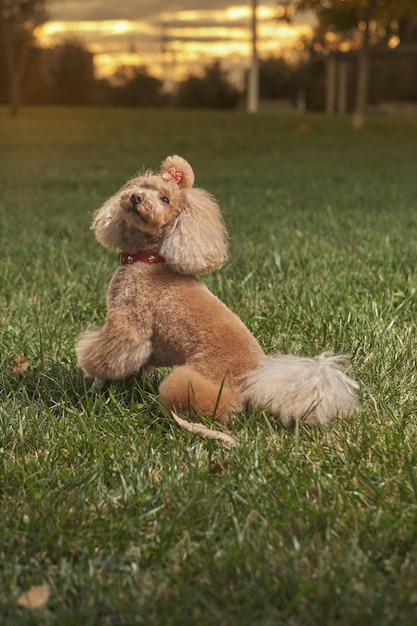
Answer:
37 4 312 82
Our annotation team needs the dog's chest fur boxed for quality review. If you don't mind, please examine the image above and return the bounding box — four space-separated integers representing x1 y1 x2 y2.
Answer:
107 263 263 381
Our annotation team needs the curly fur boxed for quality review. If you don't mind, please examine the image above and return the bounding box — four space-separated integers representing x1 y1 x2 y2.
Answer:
76 155 358 426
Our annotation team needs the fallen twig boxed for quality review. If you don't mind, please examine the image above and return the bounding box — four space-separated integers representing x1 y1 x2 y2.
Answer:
171 412 239 447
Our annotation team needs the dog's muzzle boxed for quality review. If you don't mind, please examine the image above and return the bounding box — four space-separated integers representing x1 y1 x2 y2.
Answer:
130 193 142 208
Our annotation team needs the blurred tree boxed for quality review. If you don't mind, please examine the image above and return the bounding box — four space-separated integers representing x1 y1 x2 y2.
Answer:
175 61 240 109
46 39 95 105
279 0 417 128
0 27 7 102
110 65 164 107
0 0 47 115
258 56 297 99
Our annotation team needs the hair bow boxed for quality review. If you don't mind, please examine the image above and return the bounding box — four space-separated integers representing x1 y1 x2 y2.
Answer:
167 166 183 183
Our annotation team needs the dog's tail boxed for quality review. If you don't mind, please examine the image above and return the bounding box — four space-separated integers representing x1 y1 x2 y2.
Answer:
242 352 359 426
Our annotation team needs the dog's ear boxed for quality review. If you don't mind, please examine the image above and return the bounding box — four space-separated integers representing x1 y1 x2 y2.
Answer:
91 192 125 249
160 187 228 275
160 155 195 189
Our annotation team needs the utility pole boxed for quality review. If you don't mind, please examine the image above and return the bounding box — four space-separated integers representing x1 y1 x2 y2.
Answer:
247 0 259 113
160 22 168 87
160 22 176 93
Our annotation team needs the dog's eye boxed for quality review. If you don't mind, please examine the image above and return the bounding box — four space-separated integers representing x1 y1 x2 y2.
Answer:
160 196 170 204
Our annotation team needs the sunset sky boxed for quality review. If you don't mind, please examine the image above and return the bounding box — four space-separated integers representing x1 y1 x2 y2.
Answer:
38 1 313 85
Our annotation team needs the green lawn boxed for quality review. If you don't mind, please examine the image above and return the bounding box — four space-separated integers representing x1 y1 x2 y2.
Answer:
1 106 417 625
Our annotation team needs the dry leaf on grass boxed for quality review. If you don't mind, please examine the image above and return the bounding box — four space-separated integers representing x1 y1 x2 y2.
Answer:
209 461 230 475
10 355 30 375
171 411 239 447
17 584 50 609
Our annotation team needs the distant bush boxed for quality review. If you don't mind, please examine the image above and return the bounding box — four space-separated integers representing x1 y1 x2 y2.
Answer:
175 61 240 109
106 65 166 107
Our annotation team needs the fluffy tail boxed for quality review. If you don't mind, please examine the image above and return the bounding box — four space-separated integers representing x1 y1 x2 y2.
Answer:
242 352 359 426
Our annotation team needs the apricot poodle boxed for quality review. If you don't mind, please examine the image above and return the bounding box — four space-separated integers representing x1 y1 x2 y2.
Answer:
76 155 358 426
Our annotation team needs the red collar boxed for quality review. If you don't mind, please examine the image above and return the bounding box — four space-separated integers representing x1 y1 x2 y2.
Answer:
119 251 165 265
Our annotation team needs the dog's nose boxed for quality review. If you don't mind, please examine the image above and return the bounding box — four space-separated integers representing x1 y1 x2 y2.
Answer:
130 193 142 207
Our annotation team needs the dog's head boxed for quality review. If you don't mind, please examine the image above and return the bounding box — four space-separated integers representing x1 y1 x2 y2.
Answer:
92 155 228 275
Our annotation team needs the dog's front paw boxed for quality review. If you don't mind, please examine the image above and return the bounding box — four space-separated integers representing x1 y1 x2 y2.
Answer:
92 377 108 393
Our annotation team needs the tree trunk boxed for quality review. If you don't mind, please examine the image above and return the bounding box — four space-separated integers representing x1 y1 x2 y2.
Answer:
352 0 375 130
338 61 348 114
325 55 337 114
2 23 32 117
352 47 369 130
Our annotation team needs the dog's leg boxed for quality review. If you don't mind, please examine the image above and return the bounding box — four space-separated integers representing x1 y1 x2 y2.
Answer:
159 366 242 425
92 377 108 393
90 365 153 394
76 310 152 384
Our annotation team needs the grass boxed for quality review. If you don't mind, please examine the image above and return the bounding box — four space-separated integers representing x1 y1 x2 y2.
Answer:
1 106 417 625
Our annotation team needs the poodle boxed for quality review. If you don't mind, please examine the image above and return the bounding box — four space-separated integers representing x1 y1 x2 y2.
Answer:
76 155 358 426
